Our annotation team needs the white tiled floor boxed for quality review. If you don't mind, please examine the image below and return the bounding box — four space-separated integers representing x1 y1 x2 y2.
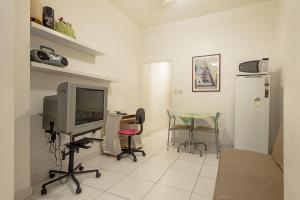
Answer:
29 129 218 200
159 170 198 191
199 165 218 179
107 176 154 200
193 177 216 198
144 184 190 200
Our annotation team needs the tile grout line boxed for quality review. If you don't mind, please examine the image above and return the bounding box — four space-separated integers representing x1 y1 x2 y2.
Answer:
156 150 207 194
82 150 161 200
33 131 181 200
80 137 162 199
142 143 201 199
91 189 105 200
137 134 211 199
188 151 208 200
102 191 130 200
99 140 166 198
115 135 171 199
140 148 182 200
30 132 167 199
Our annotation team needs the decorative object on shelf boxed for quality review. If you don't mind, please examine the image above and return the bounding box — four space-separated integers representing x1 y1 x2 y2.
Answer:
55 17 76 39
30 45 68 68
43 6 55 29
192 54 221 92
30 22 103 55
30 0 43 24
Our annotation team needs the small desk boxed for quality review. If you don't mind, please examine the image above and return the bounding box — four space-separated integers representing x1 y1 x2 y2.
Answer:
102 113 142 156
175 112 216 154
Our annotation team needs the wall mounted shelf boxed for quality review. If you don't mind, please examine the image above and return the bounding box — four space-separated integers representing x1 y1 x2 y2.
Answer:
30 22 105 56
31 62 118 83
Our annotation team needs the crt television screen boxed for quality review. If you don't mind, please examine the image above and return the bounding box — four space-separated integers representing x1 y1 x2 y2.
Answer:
75 88 104 125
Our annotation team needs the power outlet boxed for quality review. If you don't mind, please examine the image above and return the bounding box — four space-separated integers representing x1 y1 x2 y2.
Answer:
174 89 183 95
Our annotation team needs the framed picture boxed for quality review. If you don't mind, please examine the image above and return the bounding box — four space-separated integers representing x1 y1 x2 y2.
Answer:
192 54 221 92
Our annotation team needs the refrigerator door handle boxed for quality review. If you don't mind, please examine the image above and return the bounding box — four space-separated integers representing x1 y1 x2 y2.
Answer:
254 97 261 102
254 97 262 107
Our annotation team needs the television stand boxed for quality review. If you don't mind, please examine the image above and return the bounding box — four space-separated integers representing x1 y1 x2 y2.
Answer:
41 137 103 195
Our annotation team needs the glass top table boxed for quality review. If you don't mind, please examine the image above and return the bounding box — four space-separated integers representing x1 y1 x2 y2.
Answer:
175 113 215 124
174 112 217 154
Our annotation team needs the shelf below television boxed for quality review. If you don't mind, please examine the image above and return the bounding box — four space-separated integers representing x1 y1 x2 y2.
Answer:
30 22 104 56
31 62 118 83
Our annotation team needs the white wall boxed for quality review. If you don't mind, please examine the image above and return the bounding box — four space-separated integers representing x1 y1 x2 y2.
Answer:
282 0 300 199
14 0 32 199
142 62 171 135
143 1 283 148
0 0 15 199
30 0 142 184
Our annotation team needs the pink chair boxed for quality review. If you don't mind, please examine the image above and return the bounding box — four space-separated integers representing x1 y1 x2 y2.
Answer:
117 108 146 162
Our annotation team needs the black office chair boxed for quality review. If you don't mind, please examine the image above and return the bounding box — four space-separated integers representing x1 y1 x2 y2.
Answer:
117 108 146 162
41 123 102 195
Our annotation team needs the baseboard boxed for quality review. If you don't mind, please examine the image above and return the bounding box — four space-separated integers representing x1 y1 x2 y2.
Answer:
31 151 101 185
15 186 32 200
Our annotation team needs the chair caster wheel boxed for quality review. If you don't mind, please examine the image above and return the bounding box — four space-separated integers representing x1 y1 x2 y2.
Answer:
49 173 55 178
133 158 137 162
79 166 84 171
96 171 101 178
117 156 121 161
41 188 47 195
142 152 146 156
76 187 82 194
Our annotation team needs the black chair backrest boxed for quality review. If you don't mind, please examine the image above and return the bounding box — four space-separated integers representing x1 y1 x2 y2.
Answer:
136 108 145 124
135 108 145 135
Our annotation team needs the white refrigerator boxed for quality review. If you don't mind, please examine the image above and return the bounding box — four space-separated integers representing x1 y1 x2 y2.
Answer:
234 74 270 154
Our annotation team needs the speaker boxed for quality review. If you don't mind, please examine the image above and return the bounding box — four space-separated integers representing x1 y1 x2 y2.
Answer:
31 46 68 68
43 6 54 29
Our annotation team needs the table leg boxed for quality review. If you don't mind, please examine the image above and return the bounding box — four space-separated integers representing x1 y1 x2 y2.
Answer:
191 118 195 154
189 131 192 153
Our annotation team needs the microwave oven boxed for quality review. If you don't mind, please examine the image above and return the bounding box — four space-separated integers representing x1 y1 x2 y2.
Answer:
239 59 269 74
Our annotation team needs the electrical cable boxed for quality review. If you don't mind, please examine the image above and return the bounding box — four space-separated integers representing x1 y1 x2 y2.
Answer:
46 131 69 184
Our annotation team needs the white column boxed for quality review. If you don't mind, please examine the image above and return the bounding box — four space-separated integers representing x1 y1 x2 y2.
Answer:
0 0 15 199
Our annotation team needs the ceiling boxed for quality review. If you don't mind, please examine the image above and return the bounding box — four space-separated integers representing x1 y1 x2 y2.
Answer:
109 0 269 27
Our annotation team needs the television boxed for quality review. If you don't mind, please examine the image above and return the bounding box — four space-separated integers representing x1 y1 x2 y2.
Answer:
43 82 108 135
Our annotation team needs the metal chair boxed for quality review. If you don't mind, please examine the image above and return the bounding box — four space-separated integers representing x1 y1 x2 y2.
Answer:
193 112 221 158
167 110 191 151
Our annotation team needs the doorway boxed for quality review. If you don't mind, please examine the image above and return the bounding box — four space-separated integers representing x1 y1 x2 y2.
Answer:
142 62 171 136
